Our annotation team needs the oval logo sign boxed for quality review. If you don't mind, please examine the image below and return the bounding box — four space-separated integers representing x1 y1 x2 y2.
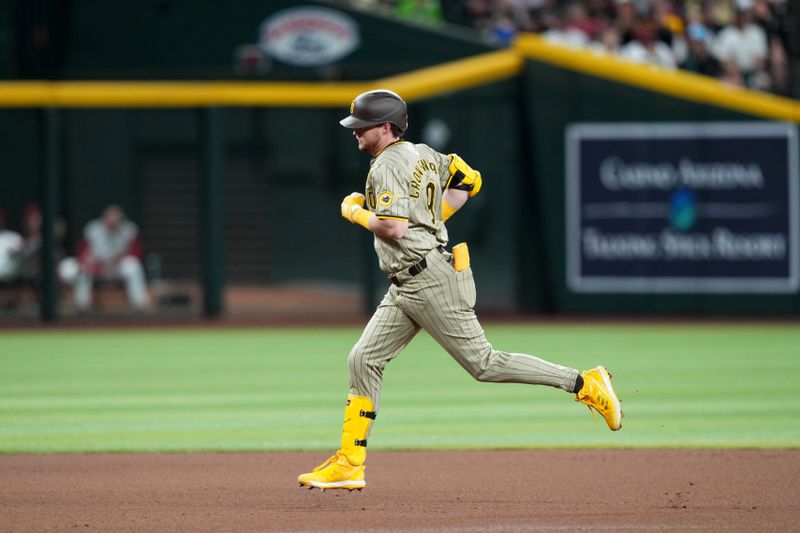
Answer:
258 7 360 67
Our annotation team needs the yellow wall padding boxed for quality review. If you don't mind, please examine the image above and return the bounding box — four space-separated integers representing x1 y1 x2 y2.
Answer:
0 35 796 123
0 50 521 108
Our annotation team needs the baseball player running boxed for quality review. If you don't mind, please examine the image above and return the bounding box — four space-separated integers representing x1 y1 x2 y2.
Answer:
298 89 622 491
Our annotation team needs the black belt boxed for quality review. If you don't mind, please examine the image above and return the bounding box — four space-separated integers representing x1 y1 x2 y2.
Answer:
390 246 445 286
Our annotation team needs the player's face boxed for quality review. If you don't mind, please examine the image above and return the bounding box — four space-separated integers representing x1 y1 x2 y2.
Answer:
353 123 390 155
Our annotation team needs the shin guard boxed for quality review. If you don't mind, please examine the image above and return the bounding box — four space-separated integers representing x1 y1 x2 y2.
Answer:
340 395 376 466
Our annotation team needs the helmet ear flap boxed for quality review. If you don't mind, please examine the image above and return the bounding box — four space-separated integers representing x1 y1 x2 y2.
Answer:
388 122 404 138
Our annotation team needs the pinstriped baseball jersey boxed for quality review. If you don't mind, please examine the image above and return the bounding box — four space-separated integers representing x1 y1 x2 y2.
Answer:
346 140 580 411
365 141 451 274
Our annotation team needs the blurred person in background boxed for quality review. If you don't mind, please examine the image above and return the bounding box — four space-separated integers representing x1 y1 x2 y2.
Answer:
471 0 521 45
712 0 770 89
504 0 546 32
16 203 66 279
751 0 788 93
0 208 23 281
58 204 148 313
541 4 590 47
612 0 638 45
680 22 723 77
585 0 617 23
588 24 623 54
465 0 496 31
9 204 66 313
620 23 677 67
564 1 604 40
15 204 43 284
486 11 519 45
701 0 736 31
653 0 688 63
0 208 23 308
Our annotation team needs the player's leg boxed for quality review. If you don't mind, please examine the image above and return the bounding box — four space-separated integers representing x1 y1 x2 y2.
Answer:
74 272 92 311
118 255 148 311
403 250 622 430
298 290 420 490
347 290 420 409
58 257 91 312
404 250 578 389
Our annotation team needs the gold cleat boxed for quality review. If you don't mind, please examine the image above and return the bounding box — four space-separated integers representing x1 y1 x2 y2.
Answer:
575 365 623 431
297 451 366 491
298 395 374 491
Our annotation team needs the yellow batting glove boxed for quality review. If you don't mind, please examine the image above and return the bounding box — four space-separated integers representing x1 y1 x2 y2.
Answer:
340 192 372 230
340 192 365 221
446 154 483 197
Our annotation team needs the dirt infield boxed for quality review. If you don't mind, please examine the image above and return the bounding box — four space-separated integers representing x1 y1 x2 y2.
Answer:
2 450 799 533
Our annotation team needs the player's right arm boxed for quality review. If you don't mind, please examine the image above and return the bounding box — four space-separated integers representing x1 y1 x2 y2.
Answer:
370 217 408 239
340 193 408 240
341 162 411 240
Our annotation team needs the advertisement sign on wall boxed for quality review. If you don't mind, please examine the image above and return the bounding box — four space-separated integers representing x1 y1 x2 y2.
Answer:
258 7 360 67
566 122 799 293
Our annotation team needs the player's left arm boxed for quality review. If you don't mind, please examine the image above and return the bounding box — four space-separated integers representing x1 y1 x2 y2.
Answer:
442 189 469 221
441 153 481 221
445 154 482 196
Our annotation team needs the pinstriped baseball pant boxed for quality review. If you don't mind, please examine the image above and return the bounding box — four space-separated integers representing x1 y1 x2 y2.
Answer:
348 248 579 409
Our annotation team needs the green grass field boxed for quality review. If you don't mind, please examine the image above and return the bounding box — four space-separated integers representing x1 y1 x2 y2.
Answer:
1 323 798 453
